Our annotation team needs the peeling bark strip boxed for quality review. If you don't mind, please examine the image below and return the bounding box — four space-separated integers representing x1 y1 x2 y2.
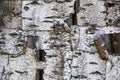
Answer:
35 69 44 80
94 37 108 60
95 33 120 60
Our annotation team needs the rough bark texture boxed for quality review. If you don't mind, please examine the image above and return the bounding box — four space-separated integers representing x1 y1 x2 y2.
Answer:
0 0 120 80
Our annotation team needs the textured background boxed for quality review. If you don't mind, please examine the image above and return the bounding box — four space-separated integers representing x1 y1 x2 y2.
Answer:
0 0 120 80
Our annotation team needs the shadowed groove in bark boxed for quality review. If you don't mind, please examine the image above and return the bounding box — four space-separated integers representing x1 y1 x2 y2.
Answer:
35 69 44 80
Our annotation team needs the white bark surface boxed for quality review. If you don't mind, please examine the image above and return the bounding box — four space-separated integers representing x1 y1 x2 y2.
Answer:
0 0 120 80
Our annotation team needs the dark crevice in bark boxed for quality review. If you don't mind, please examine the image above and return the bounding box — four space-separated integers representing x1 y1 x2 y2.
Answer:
35 69 44 80
66 0 80 27
73 0 80 25
35 49 46 61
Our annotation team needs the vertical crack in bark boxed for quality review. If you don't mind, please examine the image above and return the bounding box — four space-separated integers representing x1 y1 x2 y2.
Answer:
35 69 44 80
73 0 80 25
35 49 46 61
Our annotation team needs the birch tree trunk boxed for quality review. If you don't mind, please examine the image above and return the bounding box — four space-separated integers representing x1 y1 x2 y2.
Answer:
0 0 120 80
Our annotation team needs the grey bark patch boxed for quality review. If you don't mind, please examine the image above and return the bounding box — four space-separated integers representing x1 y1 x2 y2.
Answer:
65 14 73 28
27 35 37 49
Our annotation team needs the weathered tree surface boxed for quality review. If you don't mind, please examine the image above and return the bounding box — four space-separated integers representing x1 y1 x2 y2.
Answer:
0 0 120 80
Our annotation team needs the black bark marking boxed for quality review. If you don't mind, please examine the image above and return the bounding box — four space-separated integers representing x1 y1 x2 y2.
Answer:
0 51 10 55
90 71 103 75
89 62 98 65
29 24 39 28
15 70 28 74
65 0 72 2
72 0 80 25
24 6 29 11
0 41 5 44
104 2 115 7
26 0 40 5
83 3 93 6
